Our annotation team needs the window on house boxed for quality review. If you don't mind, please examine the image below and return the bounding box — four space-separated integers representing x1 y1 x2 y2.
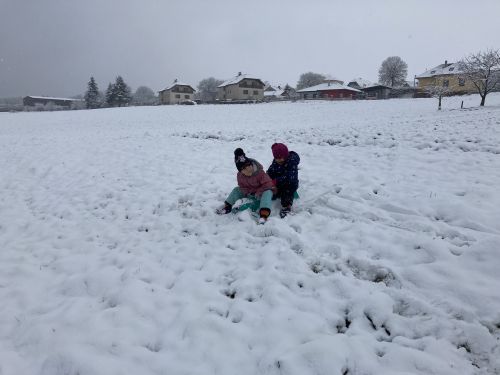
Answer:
458 78 465 86
449 67 455 71
175 94 180 98
443 80 449 87
253 90 258 95
184 95 189 99
243 90 249 94
431 70 436 74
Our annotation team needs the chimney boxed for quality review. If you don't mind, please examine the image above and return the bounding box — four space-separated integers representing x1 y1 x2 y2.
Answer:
238 72 242 76
174 78 178 83
445 60 448 66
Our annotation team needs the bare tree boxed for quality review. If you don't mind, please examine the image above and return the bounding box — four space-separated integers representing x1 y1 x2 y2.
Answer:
425 76 452 110
378 56 408 87
296 72 325 90
133 86 157 106
197 77 223 103
458 49 500 106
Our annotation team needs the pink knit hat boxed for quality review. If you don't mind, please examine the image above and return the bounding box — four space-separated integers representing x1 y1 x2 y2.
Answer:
271 143 289 159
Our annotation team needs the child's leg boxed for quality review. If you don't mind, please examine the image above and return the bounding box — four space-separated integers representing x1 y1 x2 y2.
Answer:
279 185 297 218
280 186 296 208
258 190 273 219
225 187 245 206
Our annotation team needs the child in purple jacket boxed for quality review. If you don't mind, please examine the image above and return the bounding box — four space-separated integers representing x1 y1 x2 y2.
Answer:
267 143 300 218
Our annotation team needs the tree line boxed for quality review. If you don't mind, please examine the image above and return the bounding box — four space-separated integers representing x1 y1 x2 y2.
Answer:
84 48 500 109
84 76 157 109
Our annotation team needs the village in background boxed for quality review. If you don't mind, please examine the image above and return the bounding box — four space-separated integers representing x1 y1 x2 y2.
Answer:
1 49 499 112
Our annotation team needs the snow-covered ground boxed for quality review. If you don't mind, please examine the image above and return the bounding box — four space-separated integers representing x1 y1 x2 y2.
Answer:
1 94 500 375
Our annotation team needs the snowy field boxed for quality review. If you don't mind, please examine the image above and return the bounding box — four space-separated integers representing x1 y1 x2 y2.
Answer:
1 94 500 375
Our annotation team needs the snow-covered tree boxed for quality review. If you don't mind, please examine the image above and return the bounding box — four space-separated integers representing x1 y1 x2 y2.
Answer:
296 72 325 90
84 76 101 109
132 86 157 106
378 56 408 87
458 49 500 106
113 76 132 107
197 77 223 103
105 76 132 107
424 77 452 110
105 83 116 107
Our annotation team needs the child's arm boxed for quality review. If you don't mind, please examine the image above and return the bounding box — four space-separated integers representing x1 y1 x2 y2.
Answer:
276 154 300 186
266 162 277 179
237 174 250 195
288 152 300 166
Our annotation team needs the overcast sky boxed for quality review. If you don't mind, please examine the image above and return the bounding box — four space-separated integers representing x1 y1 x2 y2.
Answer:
1 0 499 98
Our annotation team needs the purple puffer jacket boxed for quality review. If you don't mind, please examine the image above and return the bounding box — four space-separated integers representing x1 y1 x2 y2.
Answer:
237 162 276 197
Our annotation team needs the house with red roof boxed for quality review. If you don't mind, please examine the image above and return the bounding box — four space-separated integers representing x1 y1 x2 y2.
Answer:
296 78 361 100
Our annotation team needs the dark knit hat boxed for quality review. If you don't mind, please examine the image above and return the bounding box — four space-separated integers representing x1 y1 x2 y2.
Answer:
234 148 251 171
271 143 289 159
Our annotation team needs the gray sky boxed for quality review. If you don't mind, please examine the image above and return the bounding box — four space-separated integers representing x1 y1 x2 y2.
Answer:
1 0 499 98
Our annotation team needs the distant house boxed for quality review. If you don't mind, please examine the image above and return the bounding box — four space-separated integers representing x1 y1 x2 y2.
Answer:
296 78 361 100
361 84 392 99
347 78 373 98
389 81 418 99
416 61 475 95
23 96 83 108
217 73 265 102
264 84 296 101
347 78 372 90
159 79 196 105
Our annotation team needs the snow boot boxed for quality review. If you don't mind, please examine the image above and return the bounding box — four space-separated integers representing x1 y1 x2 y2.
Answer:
258 208 271 224
280 205 292 218
216 201 232 215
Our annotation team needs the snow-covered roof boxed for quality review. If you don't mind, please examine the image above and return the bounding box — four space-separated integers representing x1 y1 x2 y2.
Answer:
416 62 463 79
363 83 392 90
25 96 83 101
348 78 373 88
323 75 343 84
264 84 279 92
264 84 288 94
161 80 195 91
264 88 286 97
218 73 264 88
296 82 361 93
